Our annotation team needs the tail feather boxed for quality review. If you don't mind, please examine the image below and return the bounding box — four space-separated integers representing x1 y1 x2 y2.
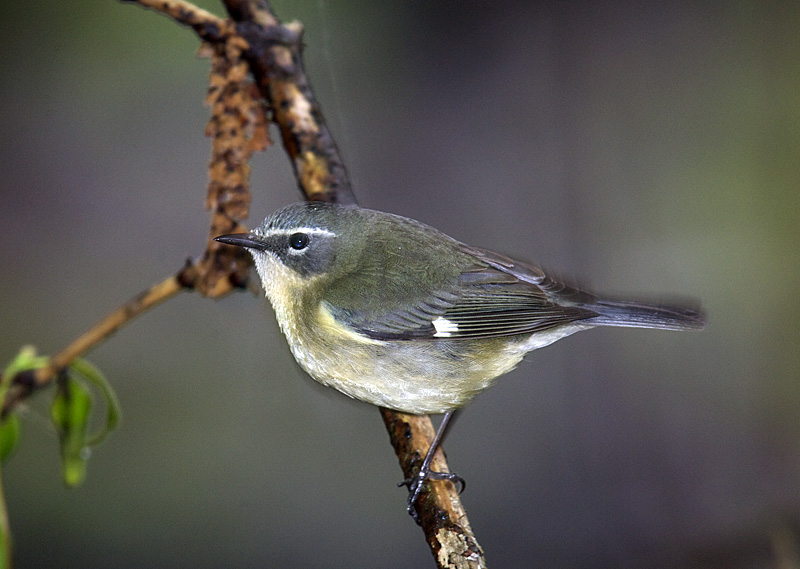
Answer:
586 299 706 331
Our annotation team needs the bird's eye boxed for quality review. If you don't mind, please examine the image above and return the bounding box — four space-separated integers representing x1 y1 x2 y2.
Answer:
289 232 309 250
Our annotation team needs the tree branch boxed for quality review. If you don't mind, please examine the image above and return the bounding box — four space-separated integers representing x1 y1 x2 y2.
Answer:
2 0 259 414
382 410 487 568
123 0 226 42
221 0 357 204
210 4 485 564
2 275 185 416
3 1 487 565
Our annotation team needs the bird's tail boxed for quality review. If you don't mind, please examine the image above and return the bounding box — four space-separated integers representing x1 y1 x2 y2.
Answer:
586 299 706 331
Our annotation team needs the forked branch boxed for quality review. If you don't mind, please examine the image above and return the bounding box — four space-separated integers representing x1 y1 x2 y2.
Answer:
1 1 487 566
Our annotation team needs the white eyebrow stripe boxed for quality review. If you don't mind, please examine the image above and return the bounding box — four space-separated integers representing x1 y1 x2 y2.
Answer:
256 227 336 238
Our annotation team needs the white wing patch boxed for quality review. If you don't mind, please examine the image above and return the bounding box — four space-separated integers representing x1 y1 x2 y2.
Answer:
432 316 459 338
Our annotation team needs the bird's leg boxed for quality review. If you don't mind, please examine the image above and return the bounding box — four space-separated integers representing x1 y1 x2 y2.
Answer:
399 410 465 522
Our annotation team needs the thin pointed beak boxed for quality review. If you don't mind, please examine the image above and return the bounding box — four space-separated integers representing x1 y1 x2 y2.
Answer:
214 233 267 250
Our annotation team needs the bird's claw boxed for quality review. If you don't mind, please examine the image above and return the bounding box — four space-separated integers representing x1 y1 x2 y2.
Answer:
399 468 466 524
427 470 466 493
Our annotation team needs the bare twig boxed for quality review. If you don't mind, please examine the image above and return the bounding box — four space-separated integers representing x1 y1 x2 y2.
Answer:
221 0 357 204
2 275 186 416
2 1 261 413
382 410 487 568
122 0 226 42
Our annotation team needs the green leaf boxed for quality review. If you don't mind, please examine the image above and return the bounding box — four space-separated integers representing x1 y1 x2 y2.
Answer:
1 346 51 465
68 358 121 447
1 345 49 408
51 377 92 487
1 346 49 380
0 346 48 567
0 417 20 464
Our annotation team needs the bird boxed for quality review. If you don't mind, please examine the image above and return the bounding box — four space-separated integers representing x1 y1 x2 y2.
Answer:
215 200 705 517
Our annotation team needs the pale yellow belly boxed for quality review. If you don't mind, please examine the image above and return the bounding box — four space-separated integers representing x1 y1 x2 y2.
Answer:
264 280 586 413
278 302 585 413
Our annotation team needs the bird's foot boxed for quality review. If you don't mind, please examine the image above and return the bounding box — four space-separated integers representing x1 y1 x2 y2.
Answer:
399 468 466 524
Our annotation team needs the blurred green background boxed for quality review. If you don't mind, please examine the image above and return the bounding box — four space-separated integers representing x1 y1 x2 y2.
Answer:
1 1 799 567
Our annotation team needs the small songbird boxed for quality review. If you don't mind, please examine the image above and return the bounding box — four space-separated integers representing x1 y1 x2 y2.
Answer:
216 201 705 516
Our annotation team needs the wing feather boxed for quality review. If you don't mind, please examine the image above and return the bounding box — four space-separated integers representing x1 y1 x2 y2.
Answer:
324 253 597 341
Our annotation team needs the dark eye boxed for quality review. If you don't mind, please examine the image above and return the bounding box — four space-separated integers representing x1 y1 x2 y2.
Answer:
289 232 309 250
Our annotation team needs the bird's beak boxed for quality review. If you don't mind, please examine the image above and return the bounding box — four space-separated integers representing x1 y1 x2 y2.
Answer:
214 233 267 251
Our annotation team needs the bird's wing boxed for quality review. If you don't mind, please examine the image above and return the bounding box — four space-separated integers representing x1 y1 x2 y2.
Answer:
323 245 597 341
459 244 598 304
